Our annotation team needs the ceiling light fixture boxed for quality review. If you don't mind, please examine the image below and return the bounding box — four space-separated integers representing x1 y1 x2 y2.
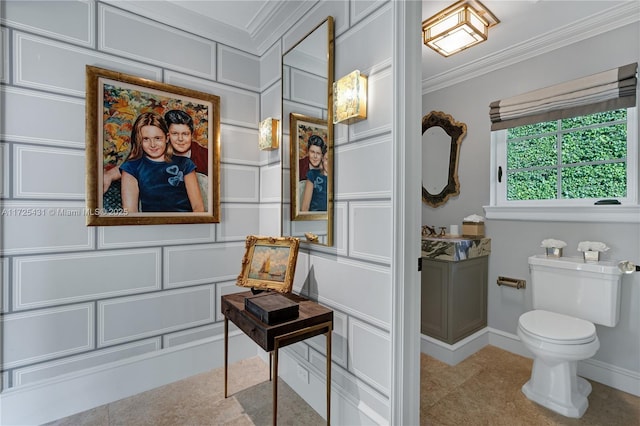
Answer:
422 0 499 57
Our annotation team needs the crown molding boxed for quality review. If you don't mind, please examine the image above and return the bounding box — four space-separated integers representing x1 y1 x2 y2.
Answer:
422 1 640 94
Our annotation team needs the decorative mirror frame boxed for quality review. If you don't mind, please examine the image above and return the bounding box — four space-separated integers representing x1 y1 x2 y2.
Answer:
421 111 466 207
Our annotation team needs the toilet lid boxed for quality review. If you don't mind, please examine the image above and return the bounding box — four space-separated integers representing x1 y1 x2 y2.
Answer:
519 310 596 344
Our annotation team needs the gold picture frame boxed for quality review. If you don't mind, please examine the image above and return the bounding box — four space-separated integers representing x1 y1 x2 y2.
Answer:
289 113 331 221
236 236 300 293
85 65 221 225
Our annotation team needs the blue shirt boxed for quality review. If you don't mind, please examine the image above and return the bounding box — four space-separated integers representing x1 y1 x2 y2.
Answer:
306 168 327 212
120 156 197 212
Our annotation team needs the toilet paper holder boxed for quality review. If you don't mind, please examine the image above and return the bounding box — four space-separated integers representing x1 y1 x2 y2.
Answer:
497 276 526 289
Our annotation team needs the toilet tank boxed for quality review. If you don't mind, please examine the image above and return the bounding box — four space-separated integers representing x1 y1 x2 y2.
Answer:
528 255 623 327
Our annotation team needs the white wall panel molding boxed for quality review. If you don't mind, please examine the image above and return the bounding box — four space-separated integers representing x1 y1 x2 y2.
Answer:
13 248 161 311
334 3 391 78
348 201 392 264
0 142 9 197
0 333 258 425
13 32 160 97
260 41 281 91
1 303 94 369
282 100 324 131
164 242 246 289
334 135 392 200
260 164 281 203
335 201 348 257
216 203 260 242
99 223 215 249
164 323 224 348
282 65 291 102
1 0 94 48
261 81 281 123
308 309 348 368
217 45 260 91
221 164 260 203
98 285 216 347
99 5 215 80
1 27 8 83
350 0 389 27
12 339 160 387
348 66 392 142
308 345 389 424
308 255 391 330
1 258 8 314
0 201 94 255
290 251 310 296
349 317 391 394
13 144 84 199
259 203 281 237
220 124 260 166
0 86 85 148
165 71 259 128
290 68 327 110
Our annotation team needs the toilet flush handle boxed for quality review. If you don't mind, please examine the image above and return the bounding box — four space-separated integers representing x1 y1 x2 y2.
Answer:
618 261 640 274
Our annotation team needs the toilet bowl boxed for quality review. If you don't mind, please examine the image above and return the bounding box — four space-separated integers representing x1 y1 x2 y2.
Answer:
517 309 599 418
519 255 622 418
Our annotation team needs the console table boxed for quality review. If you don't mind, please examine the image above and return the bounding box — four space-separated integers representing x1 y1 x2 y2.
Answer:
222 291 333 425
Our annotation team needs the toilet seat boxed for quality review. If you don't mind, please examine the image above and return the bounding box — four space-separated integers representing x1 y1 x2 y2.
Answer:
518 310 596 345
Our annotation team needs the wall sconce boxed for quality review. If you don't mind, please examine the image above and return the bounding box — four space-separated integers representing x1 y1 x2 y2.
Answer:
333 70 368 124
258 117 279 150
422 0 499 57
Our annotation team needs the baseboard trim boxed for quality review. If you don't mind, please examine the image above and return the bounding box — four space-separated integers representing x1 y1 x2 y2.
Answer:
421 327 640 397
0 332 257 426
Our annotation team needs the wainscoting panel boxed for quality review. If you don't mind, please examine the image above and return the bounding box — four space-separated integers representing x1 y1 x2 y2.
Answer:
13 248 161 310
2 0 94 47
1 303 94 369
12 339 161 387
221 164 260 203
13 32 160 96
334 135 392 200
98 4 215 79
98 285 216 347
349 317 390 393
1 201 93 256
0 86 85 148
164 242 246 288
348 200 391 264
220 124 260 166
13 144 84 199
217 45 260 91
216 203 260 242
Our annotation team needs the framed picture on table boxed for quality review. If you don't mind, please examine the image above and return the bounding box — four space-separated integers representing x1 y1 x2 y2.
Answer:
85 65 220 225
236 235 300 293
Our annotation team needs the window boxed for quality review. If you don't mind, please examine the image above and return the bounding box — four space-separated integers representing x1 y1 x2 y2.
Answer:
486 63 638 223
488 107 638 222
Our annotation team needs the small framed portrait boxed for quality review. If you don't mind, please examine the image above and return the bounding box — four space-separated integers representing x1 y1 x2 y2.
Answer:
85 65 221 225
236 235 300 293
289 113 331 221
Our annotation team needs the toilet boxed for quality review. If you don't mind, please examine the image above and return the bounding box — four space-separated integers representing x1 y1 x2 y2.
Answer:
517 255 622 418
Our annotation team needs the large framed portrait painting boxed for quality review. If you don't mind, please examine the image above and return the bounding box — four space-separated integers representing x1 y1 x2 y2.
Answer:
289 113 330 221
85 66 220 225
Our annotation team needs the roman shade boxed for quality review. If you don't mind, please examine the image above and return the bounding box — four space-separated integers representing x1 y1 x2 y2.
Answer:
489 63 637 131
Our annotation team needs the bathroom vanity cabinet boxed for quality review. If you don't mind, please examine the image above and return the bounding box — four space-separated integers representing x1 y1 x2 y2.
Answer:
421 237 490 344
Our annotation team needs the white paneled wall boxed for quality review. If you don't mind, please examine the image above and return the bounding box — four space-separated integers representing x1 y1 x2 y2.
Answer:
1 0 401 424
0 2 262 423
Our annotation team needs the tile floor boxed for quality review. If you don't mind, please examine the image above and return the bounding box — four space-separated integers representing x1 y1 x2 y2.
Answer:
46 345 639 425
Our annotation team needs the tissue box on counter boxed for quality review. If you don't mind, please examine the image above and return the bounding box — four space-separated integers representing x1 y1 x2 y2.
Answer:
462 222 484 237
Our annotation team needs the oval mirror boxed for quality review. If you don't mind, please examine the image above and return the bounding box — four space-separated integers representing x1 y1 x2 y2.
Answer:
421 111 466 207
281 17 334 246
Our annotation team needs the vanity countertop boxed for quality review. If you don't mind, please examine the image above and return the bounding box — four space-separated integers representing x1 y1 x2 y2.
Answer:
422 236 491 261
